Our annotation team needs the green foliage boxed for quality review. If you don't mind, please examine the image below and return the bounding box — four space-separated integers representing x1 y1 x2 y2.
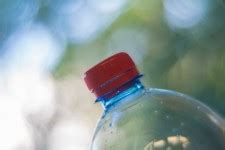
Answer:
1 0 225 116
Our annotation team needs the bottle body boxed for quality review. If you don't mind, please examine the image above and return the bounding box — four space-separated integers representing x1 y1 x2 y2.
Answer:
91 88 225 150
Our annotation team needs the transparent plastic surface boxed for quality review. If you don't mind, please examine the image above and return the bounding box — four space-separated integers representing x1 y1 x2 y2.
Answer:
91 88 225 150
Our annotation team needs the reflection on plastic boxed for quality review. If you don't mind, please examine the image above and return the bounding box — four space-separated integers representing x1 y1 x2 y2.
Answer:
144 135 190 150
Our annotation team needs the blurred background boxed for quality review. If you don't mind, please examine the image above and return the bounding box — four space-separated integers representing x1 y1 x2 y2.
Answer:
0 0 225 149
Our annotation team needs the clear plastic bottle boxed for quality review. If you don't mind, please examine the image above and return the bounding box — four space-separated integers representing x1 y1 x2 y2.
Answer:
84 52 225 150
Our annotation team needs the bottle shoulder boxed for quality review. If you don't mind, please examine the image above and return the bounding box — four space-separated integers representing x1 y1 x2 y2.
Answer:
98 88 225 131
103 88 214 116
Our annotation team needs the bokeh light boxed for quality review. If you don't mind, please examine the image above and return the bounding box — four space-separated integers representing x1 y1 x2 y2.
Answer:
164 0 210 29
0 95 34 150
48 119 91 150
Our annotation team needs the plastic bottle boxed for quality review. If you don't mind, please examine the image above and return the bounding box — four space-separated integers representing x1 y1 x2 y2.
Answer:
84 52 225 150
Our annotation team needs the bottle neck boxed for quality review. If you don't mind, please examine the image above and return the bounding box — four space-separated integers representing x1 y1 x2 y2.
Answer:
96 78 144 110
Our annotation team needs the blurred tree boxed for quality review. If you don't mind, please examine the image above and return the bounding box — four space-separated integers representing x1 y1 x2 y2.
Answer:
54 0 225 116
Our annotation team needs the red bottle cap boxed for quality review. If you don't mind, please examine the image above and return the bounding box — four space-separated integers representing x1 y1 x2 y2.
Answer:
84 52 140 97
